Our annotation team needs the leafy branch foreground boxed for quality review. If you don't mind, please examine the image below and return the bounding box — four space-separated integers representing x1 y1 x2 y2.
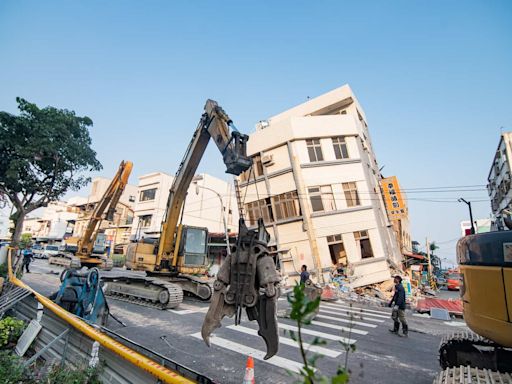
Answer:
0 351 102 384
0 316 101 384
287 283 360 384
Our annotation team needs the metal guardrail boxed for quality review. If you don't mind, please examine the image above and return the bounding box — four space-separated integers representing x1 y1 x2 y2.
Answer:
6 248 198 384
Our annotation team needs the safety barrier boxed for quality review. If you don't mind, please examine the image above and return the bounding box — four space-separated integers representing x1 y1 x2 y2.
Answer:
7 248 196 384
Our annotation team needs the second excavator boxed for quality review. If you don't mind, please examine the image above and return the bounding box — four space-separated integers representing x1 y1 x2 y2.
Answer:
49 160 133 270
102 100 254 309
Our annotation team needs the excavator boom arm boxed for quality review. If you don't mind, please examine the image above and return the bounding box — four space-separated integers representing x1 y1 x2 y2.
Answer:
78 160 133 256
156 100 251 265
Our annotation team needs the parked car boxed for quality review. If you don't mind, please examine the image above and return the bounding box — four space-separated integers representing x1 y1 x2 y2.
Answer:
436 276 448 289
42 244 60 259
32 244 45 258
446 272 461 290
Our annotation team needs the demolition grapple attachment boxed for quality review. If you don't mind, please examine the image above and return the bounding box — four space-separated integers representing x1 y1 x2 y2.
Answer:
201 218 281 359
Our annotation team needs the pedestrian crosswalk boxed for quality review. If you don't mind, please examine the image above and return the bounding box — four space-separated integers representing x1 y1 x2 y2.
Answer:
185 300 392 374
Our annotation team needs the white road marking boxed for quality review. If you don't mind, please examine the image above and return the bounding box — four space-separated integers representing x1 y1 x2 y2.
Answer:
319 308 385 323
190 332 306 373
227 325 341 358
316 314 377 328
168 307 208 315
443 321 467 327
331 301 391 315
321 303 389 319
278 323 356 344
310 320 368 335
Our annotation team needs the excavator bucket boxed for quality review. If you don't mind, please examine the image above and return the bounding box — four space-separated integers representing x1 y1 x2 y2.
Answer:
201 219 281 359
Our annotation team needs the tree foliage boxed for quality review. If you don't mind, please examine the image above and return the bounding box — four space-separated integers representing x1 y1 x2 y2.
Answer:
0 97 102 242
287 283 355 383
20 233 32 248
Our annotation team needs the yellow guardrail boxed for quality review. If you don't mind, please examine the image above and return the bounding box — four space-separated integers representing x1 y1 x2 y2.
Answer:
7 248 194 384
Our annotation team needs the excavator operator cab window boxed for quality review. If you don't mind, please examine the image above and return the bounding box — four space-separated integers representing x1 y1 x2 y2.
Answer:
181 226 208 266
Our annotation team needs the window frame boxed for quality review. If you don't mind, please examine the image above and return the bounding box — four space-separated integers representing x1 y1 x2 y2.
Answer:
246 197 273 226
332 136 349 160
139 214 152 228
354 230 374 259
306 139 324 162
327 234 347 265
139 188 157 202
342 182 361 207
272 191 300 221
308 185 336 213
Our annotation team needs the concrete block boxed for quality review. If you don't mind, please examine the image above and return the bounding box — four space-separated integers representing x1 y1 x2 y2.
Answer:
430 307 451 321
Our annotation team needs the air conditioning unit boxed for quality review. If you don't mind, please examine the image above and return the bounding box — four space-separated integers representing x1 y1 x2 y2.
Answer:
261 154 274 166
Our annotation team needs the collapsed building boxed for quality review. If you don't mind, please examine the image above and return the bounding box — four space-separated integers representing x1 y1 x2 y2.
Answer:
237 84 404 287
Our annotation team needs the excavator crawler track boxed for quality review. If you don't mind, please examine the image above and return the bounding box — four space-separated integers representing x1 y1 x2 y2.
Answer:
48 253 81 269
49 253 113 270
102 274 183 309
434 366 512 384
439 331 512 373
173 275 214 301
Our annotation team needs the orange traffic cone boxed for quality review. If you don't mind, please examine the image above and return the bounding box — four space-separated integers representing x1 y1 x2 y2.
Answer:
243 355 255 384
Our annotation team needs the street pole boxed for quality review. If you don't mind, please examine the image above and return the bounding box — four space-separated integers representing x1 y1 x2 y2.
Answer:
426 237 431 280
459 198 475 234
195 183 231 257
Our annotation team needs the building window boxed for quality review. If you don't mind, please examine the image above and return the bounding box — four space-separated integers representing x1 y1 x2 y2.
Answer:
140 188 156 202
246 198 273 226
129 195 136 203
327 234 347 266
354 230 373 259
332 137 349 159
308 185 336 212
272 191 300 220
342 182 361 207
239 154 264 182
306 139 324 162
139 215 152 228
253 155 264 177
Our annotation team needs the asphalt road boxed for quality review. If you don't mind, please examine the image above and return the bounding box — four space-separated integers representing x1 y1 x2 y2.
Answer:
22 259 467 384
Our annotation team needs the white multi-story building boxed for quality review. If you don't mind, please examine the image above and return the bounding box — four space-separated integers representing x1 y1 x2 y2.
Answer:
238 84 402 287
488 132 512 229
22 199 83 243
131 172 237 240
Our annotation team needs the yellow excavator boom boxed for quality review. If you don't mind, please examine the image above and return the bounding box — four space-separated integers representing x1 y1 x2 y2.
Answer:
76 160 133 258
155 100 251 268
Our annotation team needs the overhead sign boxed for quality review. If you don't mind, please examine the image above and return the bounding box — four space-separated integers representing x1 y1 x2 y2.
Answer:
380 176 407 219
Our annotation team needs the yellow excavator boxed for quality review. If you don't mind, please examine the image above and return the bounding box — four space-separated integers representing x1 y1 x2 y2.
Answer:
436 231 512 383
102 99 252 309
48 160 133 270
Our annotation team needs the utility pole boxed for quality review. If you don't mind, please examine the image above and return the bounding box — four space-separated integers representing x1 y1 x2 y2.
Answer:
458 198 475 234
426 237 432 280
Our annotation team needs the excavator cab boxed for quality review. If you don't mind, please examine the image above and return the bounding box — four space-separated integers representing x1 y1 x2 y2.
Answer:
178 226 209 271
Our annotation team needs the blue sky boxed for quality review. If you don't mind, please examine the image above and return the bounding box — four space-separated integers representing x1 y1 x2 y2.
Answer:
1 1 511 263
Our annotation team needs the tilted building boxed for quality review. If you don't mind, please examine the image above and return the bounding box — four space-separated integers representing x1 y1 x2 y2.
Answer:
238 84 402 287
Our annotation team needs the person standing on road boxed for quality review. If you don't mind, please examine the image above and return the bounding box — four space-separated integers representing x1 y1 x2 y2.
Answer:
300 265 310 284
388 275 408 337
22 244 34 273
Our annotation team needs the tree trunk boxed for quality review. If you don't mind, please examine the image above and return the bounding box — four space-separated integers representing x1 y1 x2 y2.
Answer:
11 210 26 245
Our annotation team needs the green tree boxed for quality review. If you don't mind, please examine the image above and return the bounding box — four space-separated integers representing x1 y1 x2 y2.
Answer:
19 233 32 249
0 98 101 244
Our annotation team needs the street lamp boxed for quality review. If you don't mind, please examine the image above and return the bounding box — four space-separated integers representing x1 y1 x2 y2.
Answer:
192 176 231 256
458 198 475 235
